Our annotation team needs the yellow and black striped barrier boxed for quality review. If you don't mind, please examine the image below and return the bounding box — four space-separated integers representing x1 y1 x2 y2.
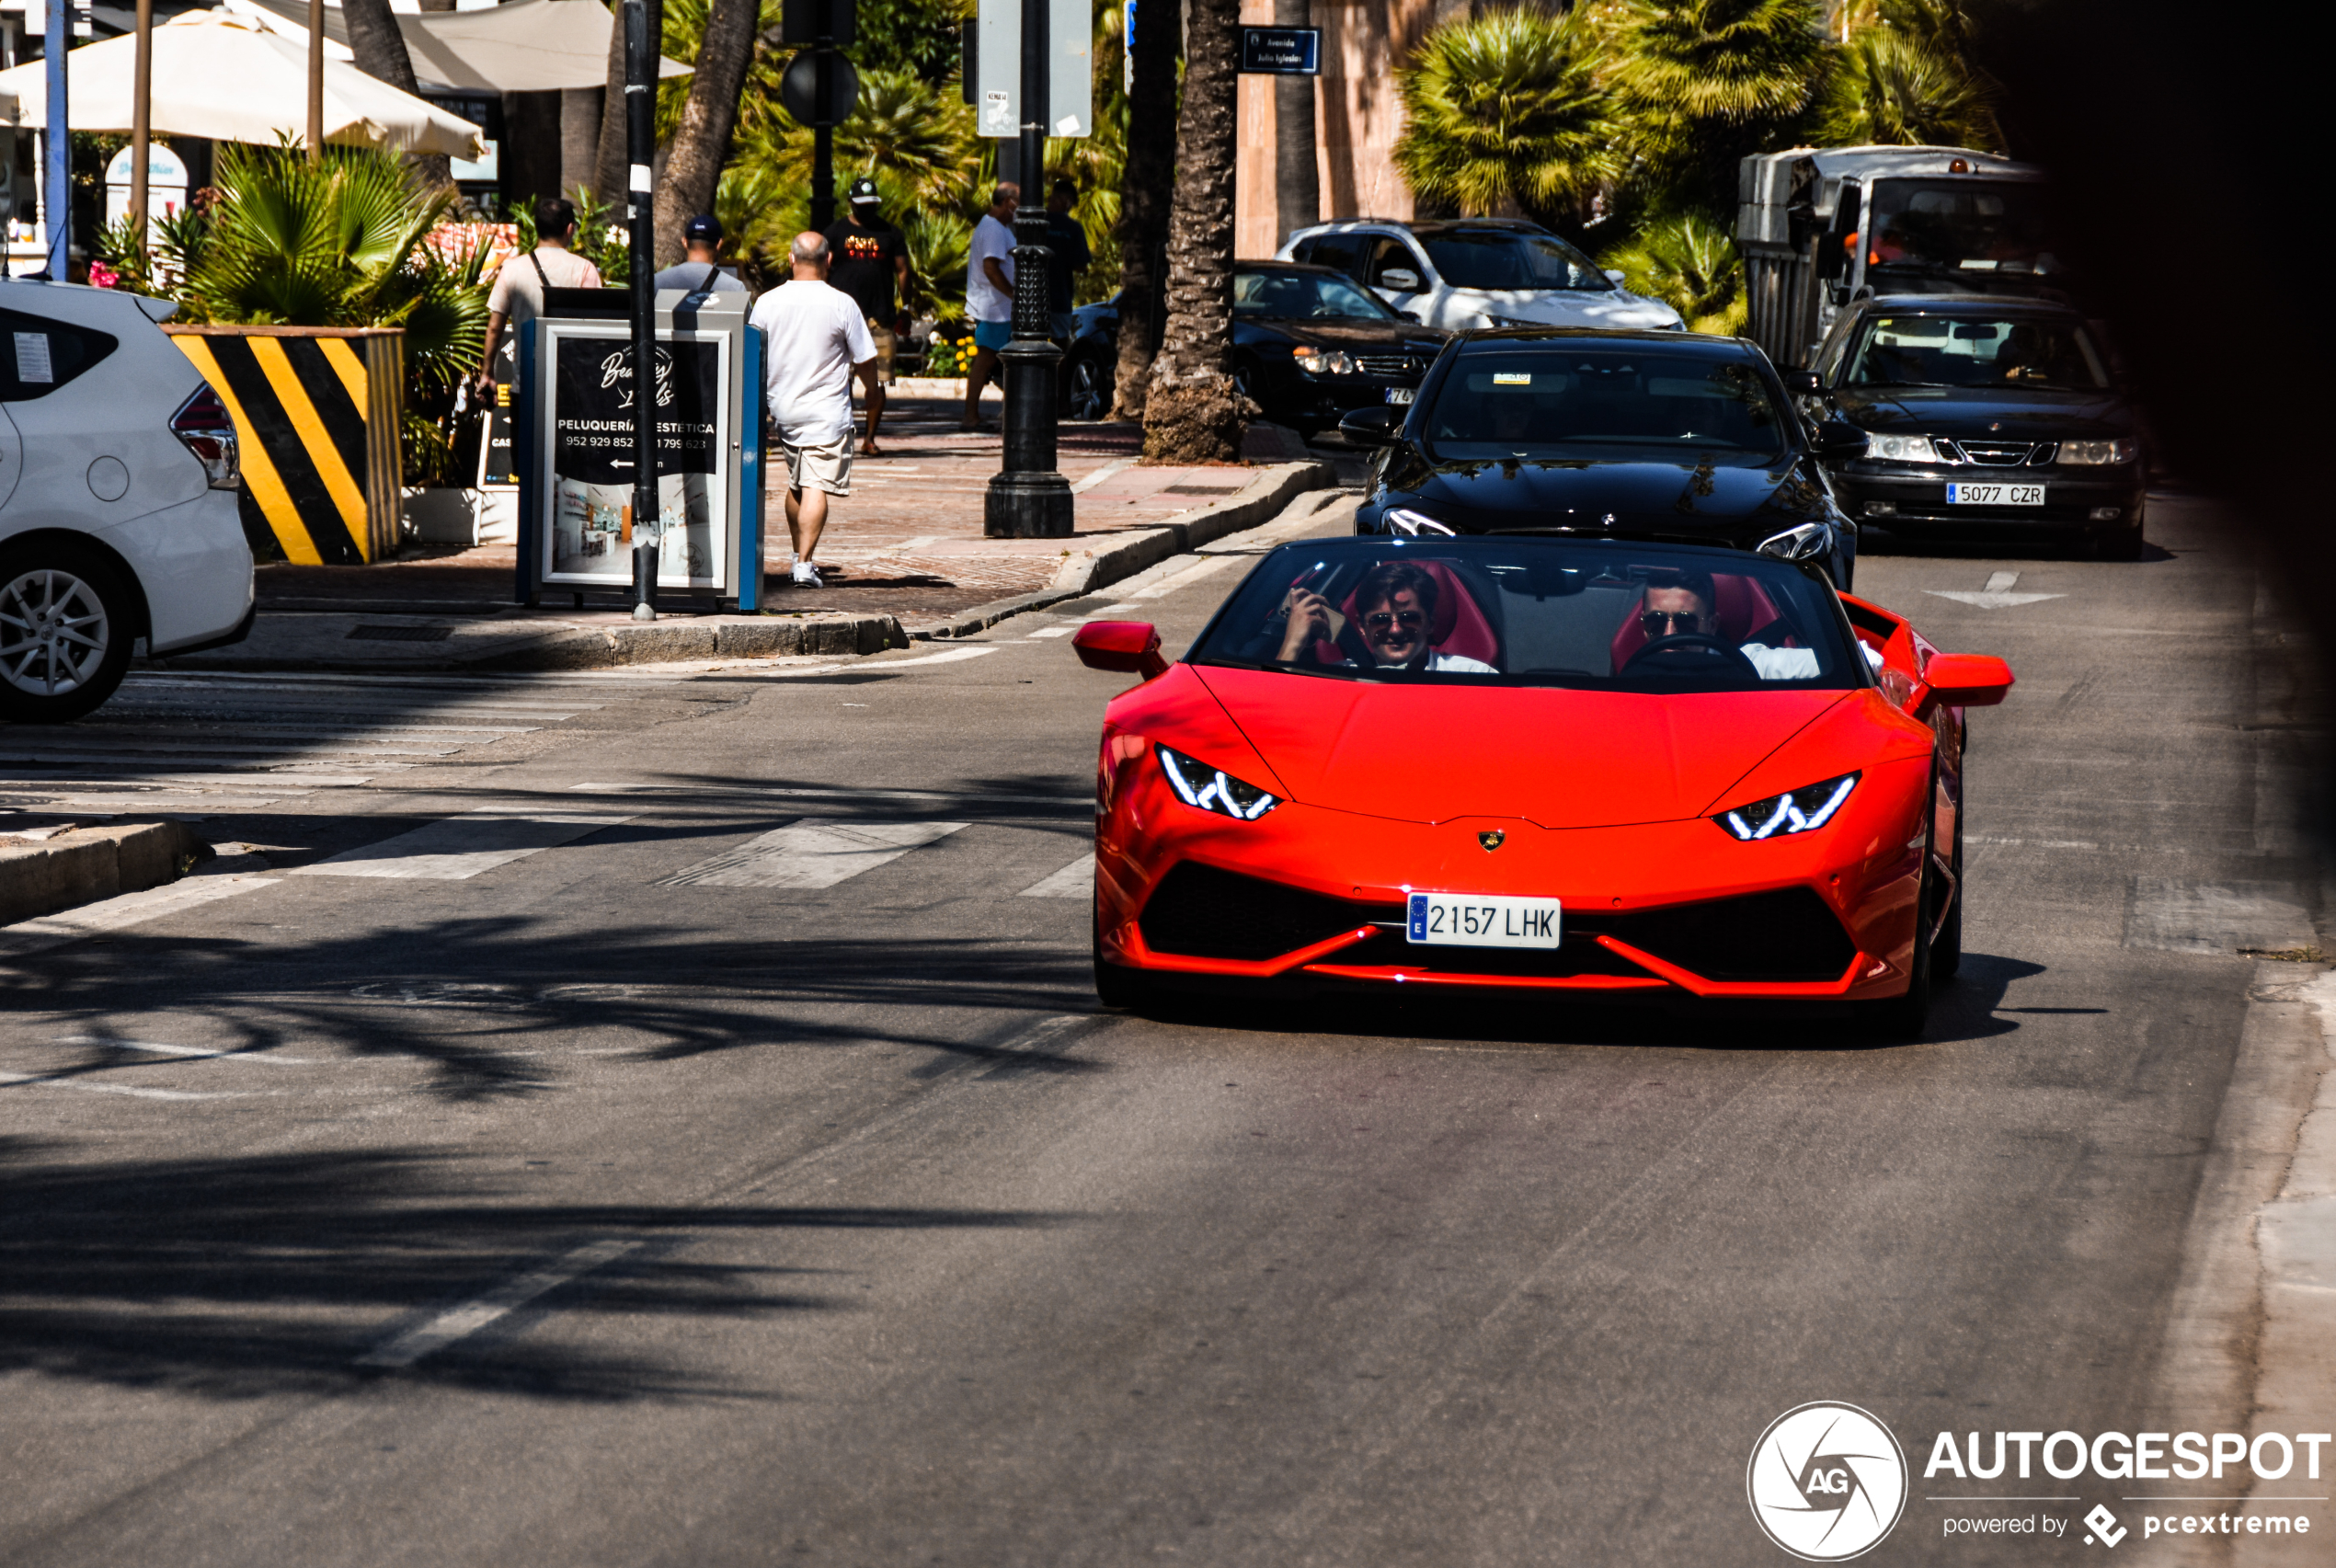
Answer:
166 326 405 566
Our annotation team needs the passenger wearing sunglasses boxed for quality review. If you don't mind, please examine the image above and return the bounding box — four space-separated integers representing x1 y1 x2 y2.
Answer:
1637 572 1822 681
1276 561 1497 672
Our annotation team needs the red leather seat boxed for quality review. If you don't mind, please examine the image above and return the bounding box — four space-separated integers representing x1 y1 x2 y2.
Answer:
1609 574 1785 670
1314 558 1502 667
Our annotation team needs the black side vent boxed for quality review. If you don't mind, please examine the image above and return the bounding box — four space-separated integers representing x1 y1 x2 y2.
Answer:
1139 863 1394 961
1590 887 1856 982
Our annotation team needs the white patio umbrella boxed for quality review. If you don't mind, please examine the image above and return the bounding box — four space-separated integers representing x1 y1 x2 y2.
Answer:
0 11 484 158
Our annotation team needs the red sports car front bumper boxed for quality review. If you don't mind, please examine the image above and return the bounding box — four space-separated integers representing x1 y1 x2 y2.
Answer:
1094 750 1936 1002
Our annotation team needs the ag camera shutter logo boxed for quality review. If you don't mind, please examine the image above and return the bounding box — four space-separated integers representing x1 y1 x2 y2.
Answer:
1747 1402 1909 1560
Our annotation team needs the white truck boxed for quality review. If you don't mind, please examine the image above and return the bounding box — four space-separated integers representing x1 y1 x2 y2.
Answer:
1737 144 2066 369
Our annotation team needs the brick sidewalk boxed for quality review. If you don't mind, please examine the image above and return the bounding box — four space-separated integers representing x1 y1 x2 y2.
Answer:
257 395 1333 635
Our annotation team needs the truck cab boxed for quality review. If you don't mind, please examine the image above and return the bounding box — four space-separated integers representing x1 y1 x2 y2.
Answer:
1739 145 2066 369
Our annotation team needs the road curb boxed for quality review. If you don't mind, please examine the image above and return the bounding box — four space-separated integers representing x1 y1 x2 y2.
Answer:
1046 460 1337 598
0 819 209 927
913 460 1339 641
152 612 910 674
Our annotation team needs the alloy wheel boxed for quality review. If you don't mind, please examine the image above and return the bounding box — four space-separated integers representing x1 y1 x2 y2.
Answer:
0 567 113 697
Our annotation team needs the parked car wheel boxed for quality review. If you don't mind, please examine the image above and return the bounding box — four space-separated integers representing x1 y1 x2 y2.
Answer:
0 540 136 724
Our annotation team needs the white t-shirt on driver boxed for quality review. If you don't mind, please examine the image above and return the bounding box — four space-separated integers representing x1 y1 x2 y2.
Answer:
750 278 876 444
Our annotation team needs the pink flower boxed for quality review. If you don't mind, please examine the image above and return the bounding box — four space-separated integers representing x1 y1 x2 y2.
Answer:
89 261 120 289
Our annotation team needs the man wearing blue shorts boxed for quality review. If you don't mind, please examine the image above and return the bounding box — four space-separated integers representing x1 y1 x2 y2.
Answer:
963 182 1019 432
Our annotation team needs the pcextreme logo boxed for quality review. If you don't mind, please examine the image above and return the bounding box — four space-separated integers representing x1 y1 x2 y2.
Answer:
1748 1402 1910 1561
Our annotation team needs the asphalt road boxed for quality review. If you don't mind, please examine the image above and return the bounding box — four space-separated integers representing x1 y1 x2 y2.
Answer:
0 492 2319 1566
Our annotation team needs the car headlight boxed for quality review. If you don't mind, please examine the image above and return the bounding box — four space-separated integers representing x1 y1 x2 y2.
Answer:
2056 439 2136 465
1865 434 1941 463
1384 507 1454 537
1756 521 1830 561
1715 773 1859 841
1158 745 1279 821
1293 347 1354 376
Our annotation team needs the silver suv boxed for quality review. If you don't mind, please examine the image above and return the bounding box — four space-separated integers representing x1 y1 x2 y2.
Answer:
1278 218 1682 335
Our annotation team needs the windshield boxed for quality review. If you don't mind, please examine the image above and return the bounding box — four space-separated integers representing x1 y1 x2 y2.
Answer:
1232 269 1397 321
1419 231 1610 292
1864 178 2065 277
1192 539 1862 692
1847 314 2108 391
1423 346 1790 464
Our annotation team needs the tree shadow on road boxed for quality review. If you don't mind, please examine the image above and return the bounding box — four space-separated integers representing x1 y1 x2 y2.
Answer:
0 1136 1077 1402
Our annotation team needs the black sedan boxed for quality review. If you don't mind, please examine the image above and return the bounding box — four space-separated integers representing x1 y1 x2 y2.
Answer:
1063 264 1449 436
1341 327 1868 589
1796 296 2147 559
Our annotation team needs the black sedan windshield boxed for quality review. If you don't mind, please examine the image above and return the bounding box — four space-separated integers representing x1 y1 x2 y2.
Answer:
1423 346 1791 464
1420 231 1609 292
1193 538 1862 692
1232 269 1398 321
1846 314 2109 392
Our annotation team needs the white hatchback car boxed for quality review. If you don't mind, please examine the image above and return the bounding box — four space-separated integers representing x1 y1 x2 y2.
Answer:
0 280 251 723
1278 218 1684 334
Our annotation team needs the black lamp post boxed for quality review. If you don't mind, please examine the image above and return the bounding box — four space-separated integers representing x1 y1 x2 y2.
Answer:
624 0 658 620
983 0 1074 538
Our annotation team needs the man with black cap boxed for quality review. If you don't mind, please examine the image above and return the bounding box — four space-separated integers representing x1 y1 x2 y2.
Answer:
653 213 748 296
822 176 908 452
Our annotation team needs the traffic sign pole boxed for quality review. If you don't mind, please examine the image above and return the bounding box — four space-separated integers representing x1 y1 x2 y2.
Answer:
624 0 658 620
984 0 1073 539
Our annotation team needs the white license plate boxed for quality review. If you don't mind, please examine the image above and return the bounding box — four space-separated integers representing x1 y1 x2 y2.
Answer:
1384 386 1414 405
1406 892 1562 949
1946 482 2044 506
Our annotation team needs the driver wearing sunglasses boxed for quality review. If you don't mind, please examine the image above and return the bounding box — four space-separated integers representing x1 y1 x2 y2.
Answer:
1638 572 1821 681
1276 561 1497 672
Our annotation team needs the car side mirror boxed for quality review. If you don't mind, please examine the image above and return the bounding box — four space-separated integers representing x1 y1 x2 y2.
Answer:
1376 268 1420 292
1812 418 1868 459
1603 269 1626 284
1337 406 1402 446
1073 621 1168 681
1781 368 1823 395
1919 653 2015 712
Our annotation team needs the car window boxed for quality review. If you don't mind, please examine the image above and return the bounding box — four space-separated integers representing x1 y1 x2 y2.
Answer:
0 306 120 401
1416 232 1609 292
1232 269 1398 321
1422 346 1790 464
1846 314 2108 391
1864 178 2064 278
1299 234 1367 280
1811 308 1860 385
1192 538 1860 692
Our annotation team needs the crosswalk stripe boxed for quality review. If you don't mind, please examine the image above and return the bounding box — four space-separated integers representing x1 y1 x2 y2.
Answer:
291 809 634 880
657 818 968 889
1018 853 1094 898
0 873 278 961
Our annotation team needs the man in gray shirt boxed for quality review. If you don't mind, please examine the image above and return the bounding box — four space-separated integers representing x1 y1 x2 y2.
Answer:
652 214 749 296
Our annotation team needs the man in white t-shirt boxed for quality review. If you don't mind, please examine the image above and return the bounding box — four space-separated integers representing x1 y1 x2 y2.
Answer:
749 232 879 589
962 183 1019 432
474 197 604 400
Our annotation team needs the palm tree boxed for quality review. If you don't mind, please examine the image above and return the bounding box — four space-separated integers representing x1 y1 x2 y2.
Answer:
1597 212 1746 334
1141 0 1243 462
1813 24 2000 150
340 0 453 190
1605 0 1828 213
656 0 762 266
1111 0 1178 420
1392 7 1624 231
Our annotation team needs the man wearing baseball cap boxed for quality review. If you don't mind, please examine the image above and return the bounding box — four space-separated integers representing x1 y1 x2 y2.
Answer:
821 177 908 453
653 213 748 296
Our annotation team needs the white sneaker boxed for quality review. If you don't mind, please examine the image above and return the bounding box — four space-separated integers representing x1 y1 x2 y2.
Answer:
791 561 823 588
